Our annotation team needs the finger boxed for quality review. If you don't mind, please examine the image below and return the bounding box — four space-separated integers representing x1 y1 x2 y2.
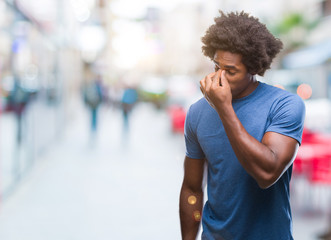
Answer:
220 70 229 87
205 74 213 91
201 72 216 93
212 70 222 87
200 77 206 91
207 72 216 78
200 86 204 95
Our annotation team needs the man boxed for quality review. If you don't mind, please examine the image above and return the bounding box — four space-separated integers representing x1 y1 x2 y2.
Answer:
179 11 305 240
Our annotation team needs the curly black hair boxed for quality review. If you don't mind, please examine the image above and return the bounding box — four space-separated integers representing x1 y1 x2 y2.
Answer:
201 11 283 76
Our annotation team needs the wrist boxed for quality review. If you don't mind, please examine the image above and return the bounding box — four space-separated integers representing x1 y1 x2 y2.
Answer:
215 102 234 119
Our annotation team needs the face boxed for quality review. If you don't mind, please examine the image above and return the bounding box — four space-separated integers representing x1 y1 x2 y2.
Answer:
213 50 257 99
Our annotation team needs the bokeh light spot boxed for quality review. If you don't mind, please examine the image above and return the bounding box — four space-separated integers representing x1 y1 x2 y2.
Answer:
193 210 201 221
297 83 312 100
188 195 197 205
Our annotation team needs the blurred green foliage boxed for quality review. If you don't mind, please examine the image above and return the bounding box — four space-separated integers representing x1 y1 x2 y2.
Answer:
269 12 320 50
272 13 319 35
137 88 168 109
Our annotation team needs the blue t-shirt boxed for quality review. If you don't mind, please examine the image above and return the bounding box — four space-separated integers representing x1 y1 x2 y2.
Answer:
184 82 305 240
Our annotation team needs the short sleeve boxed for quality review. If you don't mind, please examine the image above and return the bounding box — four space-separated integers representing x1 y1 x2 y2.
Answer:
184 106 205 159
266 94 306 145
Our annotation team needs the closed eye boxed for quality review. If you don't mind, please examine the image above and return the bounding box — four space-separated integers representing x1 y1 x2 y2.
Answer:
226 70 236 76
214 61 237 75
214 65 235 75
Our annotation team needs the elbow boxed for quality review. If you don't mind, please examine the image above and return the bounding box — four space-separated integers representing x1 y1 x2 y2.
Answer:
255 172 280 189
257 180 274 189
254 156 284 189
255 161 292 189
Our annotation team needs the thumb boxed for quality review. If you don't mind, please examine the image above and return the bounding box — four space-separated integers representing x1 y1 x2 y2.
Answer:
212 70 222 87
220 70 229 87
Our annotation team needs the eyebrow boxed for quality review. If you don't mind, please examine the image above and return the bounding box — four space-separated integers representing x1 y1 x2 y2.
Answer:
213 60 239 71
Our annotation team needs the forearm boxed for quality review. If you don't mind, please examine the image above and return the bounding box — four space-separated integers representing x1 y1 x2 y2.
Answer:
179 186 203 240
216 104 279 188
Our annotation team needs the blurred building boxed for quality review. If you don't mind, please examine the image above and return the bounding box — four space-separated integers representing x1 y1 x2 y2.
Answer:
0 0 107 199
1 0 331 201
272 0 331 131
280 0 331 96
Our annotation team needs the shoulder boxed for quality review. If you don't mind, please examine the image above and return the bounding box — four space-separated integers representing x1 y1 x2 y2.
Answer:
260 82 289 97
187 97 209 115
254 83 305 125
273 86 304 112
261 83 305 108
262 84 306 144
185 97 211 128
264 85 306 124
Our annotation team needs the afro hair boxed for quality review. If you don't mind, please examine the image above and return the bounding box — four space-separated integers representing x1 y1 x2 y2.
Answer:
201 11 283 76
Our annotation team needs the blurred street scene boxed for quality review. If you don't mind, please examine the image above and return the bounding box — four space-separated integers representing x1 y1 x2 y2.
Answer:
0 0 331 239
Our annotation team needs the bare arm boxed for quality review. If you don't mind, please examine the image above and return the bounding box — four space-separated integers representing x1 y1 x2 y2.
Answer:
180 156 205 240
217 105 298 188
201 70 299 189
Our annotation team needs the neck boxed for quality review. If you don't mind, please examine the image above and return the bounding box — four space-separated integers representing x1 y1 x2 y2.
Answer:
249 74 257 84
233 75 259 99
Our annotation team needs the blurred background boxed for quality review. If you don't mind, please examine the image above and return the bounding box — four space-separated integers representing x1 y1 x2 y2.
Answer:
0 0 331 239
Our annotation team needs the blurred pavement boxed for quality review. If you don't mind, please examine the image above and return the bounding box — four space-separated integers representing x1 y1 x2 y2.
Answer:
0 102 329 240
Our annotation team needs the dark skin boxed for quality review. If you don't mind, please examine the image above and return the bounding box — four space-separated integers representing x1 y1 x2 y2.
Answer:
179 50 299 239
179 157 205 240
